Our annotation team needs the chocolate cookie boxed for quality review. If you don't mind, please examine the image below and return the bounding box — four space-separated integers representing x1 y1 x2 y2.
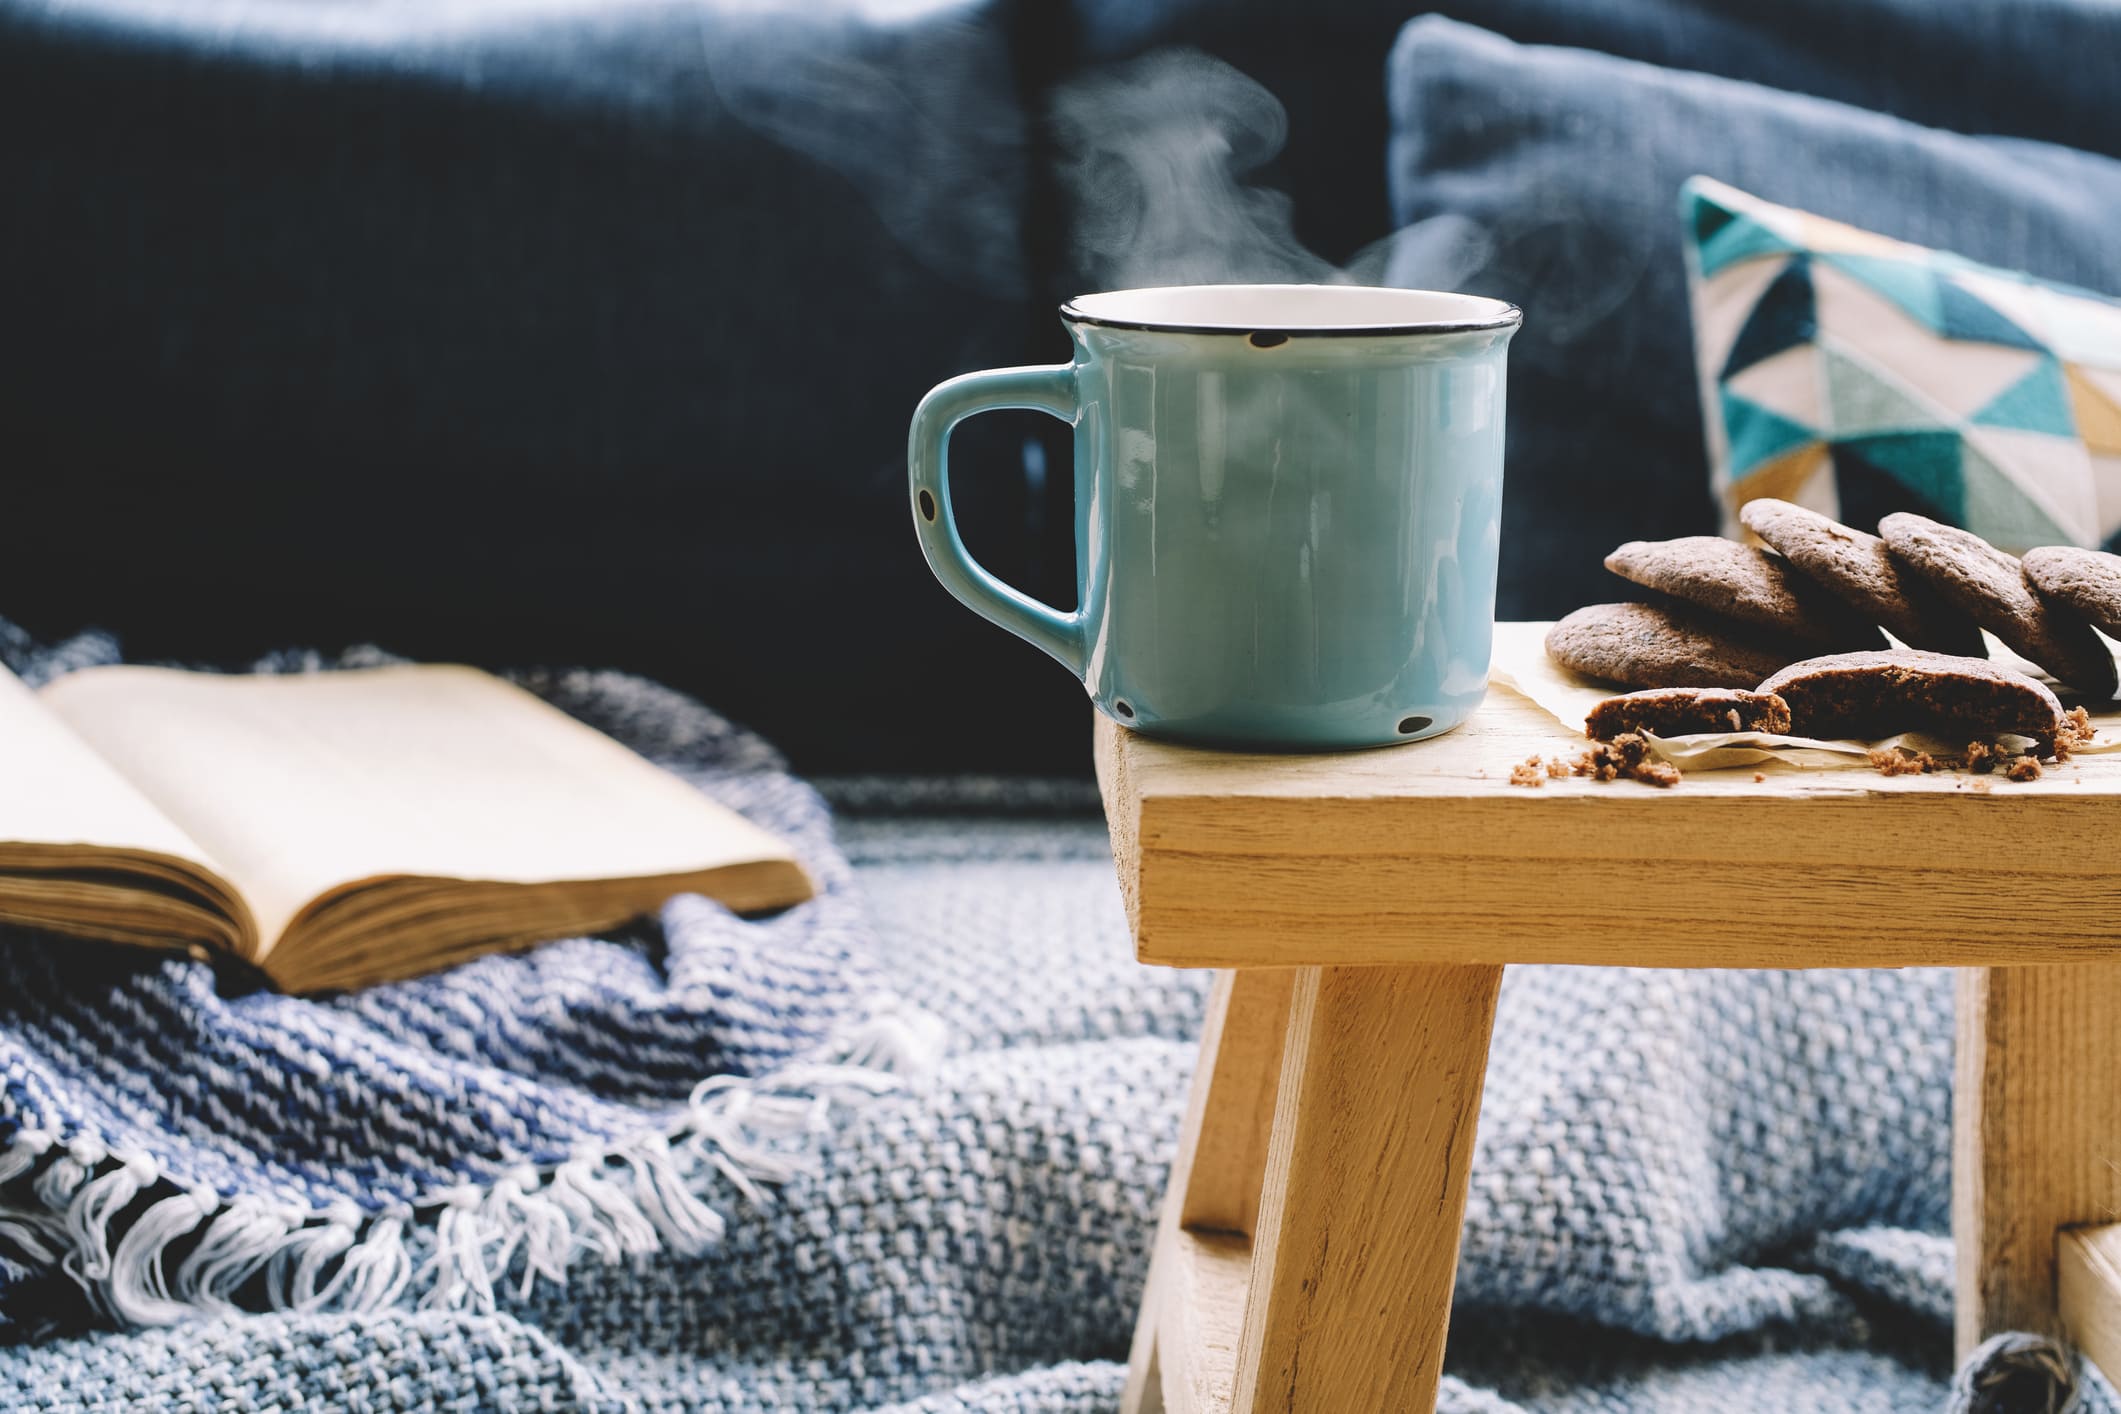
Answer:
1759 649 2065 756
1739 498 1985 656
1545 602 1802 690
1604 536 1884 648
2024 545 2121 640
1879 513 2117 698
1585 687 1792 741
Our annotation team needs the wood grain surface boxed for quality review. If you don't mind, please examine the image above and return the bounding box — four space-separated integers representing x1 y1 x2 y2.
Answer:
1096 682 2121 970
1230 963 1502 1414
1121 970 1294 1414
2059 1223 2121 1388
1145 1226 1254 1414
1957 964 2121 1356
1094 643 2121 1406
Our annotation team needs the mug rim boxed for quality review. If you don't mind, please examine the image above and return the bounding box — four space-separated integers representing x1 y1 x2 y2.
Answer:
1060 282 1521 338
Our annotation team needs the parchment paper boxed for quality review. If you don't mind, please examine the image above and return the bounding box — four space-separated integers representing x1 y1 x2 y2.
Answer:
1488 620 2121 772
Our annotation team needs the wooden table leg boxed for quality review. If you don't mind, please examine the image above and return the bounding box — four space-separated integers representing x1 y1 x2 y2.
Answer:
1955 962 2121 1358
1233 962 1502 1414
1123 968 1297 1414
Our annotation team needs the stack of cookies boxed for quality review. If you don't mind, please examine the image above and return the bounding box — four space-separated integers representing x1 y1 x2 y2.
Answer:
1545 502 2121 756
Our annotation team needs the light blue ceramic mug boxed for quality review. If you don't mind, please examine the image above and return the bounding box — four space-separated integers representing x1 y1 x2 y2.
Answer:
909 284 1520 750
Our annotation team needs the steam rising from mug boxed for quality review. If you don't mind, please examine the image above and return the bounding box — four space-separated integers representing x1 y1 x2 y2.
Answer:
701 26 1395 298
696 0 1029 298
700 18 1643 343
1043 47 1652 346
1049 50 1344 292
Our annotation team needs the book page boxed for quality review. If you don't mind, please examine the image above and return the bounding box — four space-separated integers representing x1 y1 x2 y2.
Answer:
39 665 811 957
0 665 246 953
0 664 225 871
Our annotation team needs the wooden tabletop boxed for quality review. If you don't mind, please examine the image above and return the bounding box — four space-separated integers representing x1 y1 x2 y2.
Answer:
1094 666 2121 972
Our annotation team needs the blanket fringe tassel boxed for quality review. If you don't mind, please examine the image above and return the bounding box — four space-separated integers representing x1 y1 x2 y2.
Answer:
0 995 944 1326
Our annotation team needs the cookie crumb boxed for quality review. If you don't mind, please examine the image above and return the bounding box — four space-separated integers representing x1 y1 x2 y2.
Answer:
1570 733 1680 788
1508 756 1546 788
2057 705 2096 761
1965 741 1997 774
1753 772 1767 783
1545 757 1570 779
1637 759 1682 787
2006 754 2042 782
1967 776 1993 793
1867 748 1940 776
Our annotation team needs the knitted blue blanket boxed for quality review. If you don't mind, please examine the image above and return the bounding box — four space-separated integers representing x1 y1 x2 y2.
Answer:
0 622 2111 1411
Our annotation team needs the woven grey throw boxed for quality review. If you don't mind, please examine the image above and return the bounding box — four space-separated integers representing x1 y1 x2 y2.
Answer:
0 618 2112 1411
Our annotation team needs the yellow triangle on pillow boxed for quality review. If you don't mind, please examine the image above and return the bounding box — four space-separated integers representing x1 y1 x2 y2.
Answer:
1726 440 1830 514
2070 365 2121 455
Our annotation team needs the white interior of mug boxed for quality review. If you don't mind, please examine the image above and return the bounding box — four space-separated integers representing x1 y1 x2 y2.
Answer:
1062 283 1519 334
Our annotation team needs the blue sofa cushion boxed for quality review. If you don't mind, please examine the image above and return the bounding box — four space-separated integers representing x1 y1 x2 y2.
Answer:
1384 16 2121 618
0 0 1070 773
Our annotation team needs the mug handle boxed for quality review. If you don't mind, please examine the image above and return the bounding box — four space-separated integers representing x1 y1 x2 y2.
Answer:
908 365 1085 677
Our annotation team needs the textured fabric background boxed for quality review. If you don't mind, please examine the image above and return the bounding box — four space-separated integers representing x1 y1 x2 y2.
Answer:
0 621 952 1339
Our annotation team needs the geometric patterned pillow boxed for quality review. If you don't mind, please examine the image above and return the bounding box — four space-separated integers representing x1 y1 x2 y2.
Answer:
1681 176 2121 553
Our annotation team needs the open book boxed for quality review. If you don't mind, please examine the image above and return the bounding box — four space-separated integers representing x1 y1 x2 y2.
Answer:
1 663 814 993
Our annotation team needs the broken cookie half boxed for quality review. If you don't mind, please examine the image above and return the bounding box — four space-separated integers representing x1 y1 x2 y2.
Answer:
1759 649 2064 759
1585 687 1791 742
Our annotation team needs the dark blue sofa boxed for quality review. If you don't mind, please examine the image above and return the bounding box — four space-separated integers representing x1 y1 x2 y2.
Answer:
5 0 2117 773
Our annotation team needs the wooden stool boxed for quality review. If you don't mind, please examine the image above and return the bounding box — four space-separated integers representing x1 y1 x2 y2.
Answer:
1093 679 2121 1414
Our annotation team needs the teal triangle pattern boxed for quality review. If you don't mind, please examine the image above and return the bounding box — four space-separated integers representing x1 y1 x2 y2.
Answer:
1822 348 1939 435
1938 280 2042 350
1832 442 1951 530
1721 389 1816 477
1721 257 1815 378
1832 431 1967 524
1685 181 2121 548
1960 441 2074 548
1820 253 1944 331
1699 219 1802 279
1972 356 2076 435
1685 183 1737 248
